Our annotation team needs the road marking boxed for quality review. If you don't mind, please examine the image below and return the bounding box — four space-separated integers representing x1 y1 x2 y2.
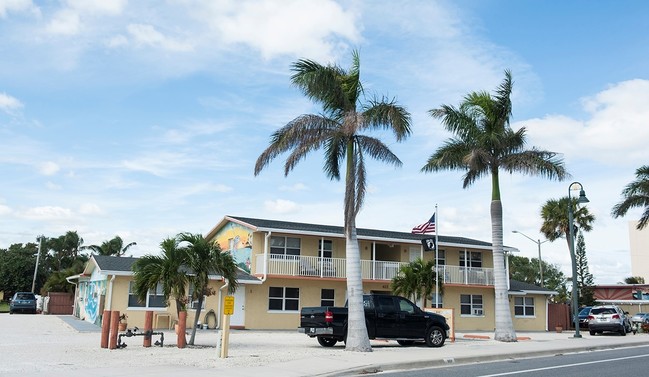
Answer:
479 354 649 376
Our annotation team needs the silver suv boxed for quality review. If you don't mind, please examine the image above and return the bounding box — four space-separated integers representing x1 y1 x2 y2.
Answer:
587 305 632 336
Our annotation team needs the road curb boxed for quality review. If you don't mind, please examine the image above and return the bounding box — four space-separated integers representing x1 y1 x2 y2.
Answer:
325 340 649 376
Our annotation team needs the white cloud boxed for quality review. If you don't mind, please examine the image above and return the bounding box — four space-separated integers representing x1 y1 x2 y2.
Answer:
0 204 11 215
46 181 61 190
264 199 300 214
127 24 193 52
201 0 360 61
19 206 73 220
46 9 81 35
518 79 649 166
39 161 60 176
64 0 126 15
0 0 39 18
79 203 102 215
279 183 308 192
121 152 192 176
0 92 24 114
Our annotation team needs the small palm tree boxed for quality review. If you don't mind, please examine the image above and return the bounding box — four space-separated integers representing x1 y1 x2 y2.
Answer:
131 237 189 318
391 258 442 308
178 232 238 346
612 165 649 230
83 236 136 257
254 50 411 352
540 197 595 249
422 70 568 342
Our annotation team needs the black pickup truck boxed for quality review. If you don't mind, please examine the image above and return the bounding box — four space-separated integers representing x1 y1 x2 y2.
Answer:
298 294 449 347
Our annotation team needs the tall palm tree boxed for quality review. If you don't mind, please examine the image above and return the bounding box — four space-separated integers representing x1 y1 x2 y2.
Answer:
391 258 442 308
254 50 411 352
83 236 136 257
131 237 189 319
612 165 649 230
422 70 567 342
178 232 238 346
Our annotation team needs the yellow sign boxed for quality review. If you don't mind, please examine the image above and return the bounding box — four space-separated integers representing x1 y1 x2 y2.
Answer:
223 296 235 315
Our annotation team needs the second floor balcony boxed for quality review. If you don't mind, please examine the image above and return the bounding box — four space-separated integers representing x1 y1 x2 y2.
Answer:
254 254 494 286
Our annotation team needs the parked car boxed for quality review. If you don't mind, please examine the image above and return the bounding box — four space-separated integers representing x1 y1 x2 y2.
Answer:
9 292 37 314
587 305 632 336
298 294 450 347
576 306 593 329
630 312 649 325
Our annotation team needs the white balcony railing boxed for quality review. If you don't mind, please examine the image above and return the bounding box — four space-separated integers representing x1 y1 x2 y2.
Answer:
254 254 494 286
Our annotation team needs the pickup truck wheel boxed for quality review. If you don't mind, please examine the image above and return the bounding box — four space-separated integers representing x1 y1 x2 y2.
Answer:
317 337 338 347
425 326 445 347
397 340 415 346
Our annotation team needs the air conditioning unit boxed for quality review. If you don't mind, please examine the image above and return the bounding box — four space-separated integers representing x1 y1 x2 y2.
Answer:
473 308 483 316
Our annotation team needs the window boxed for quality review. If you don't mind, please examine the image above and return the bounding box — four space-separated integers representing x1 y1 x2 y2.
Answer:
270 236 301 258
321 289 334 306
397 297 416 314
377 295 396 313
268 287 299 311
188 285 206 310
435 250 446 266
430 293 443 308
128 281 166 308
514 297 535 317
319 239 333 258
460 251 482 268
460 294 483 316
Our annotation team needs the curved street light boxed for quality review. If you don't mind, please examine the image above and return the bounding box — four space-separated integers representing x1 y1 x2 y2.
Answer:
568 182 589 339
512 230 549 287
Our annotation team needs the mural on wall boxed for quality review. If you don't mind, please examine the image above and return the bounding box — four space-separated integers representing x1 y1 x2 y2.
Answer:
83 279 106 325
215 222 253 273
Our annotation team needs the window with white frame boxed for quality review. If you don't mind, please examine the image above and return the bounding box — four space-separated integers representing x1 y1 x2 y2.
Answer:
321 289 334 306
460 251 482 268
270 236 301 259
268 287 299 311
435 250 446 266
460 294 483 316
128 281 166 308
188 285 206 310
319 239 333 258
430 292 444 308
514 297 535 317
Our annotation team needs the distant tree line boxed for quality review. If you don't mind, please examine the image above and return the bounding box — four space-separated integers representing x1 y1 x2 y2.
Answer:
0 232 135 297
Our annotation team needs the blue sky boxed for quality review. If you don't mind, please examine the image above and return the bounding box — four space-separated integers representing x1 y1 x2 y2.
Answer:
1 0 648 284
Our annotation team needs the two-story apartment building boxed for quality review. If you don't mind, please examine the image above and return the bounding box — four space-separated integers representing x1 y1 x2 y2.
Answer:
205 216 553 332
69 215 555 332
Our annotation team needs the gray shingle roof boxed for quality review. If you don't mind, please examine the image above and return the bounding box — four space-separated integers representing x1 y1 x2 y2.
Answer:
227 215 494 248
90 254 259 283
509 279 555 294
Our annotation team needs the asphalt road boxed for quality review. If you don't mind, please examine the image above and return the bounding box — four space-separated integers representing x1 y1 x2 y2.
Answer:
376 344 649 377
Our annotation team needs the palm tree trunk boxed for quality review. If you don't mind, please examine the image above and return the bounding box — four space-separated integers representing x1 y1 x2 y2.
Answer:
188 296 204 345
344 223 372 352
491 199 517 342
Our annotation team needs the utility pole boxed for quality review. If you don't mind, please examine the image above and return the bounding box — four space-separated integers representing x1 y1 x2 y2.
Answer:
31 235 43 293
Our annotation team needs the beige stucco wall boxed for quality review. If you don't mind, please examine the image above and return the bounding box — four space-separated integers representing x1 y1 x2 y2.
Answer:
105 276 228 330
510 294 548 331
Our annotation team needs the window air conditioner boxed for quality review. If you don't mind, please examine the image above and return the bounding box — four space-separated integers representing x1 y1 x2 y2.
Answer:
473 308 483 316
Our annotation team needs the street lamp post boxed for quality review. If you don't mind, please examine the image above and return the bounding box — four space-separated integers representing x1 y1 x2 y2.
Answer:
512 230 549 287
568 182 589 339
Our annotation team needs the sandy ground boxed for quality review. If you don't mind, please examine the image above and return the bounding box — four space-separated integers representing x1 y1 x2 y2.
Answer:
0 313 368 374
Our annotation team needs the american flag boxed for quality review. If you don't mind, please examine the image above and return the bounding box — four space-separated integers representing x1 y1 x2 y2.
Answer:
411 214 436 234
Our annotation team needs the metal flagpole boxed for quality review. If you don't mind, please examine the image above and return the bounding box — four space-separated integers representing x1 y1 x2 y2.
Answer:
434 204 439 308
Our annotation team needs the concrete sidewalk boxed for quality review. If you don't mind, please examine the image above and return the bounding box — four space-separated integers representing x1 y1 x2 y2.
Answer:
244 331 649 377
4 315 649 377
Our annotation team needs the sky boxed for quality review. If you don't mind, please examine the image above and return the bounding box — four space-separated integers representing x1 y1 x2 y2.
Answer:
1 0 648 284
